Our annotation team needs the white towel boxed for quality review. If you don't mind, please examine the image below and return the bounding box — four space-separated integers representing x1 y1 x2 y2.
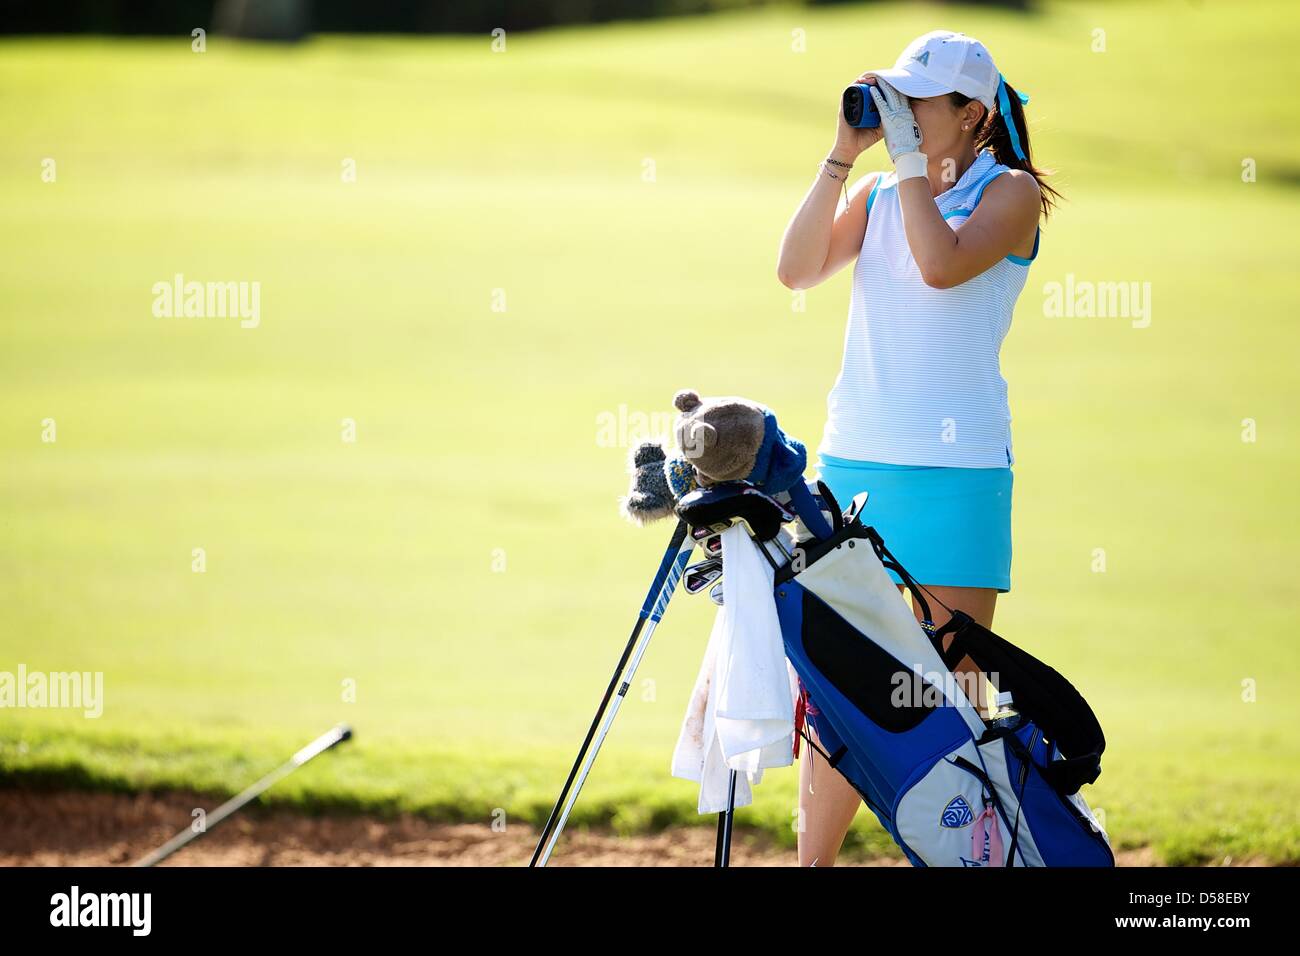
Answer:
671 524 799 814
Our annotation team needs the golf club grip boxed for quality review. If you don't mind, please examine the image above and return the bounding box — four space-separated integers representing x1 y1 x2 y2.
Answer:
292 724 353 765
640 519 690 617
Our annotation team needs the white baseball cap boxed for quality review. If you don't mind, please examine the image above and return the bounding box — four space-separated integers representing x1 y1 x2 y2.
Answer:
871 30 1001 109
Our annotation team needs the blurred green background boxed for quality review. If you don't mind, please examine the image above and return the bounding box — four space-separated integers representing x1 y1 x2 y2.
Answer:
1 0 1298 864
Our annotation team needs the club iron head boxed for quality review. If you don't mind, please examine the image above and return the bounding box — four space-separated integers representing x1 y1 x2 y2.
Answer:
691 522 726 541
684 558 723 595
709 581 724 606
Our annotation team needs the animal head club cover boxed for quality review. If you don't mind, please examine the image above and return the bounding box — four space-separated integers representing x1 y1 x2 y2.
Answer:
620 389 808 525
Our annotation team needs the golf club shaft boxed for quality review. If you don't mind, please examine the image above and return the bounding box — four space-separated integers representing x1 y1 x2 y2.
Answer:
531 520 693 867
721 771 737 866
714 770 737 867
714 801 726 864
132 724 352 867
535 614 662 866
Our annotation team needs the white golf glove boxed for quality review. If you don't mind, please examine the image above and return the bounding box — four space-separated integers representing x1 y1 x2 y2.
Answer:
869 79 927 181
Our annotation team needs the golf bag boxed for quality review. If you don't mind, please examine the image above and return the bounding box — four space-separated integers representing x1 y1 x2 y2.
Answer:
776 488 1113 867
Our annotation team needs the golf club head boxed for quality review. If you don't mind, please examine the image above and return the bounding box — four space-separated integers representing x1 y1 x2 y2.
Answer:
702 533 722 558
676 481 794 542
709 581 724 606
684 558 723 595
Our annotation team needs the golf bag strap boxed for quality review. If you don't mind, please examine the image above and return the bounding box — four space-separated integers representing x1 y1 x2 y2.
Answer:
944 612 1106 796
953 755 1017 866
865 528 938 630
798 726 830 763
930 622 968 672
798 729 890 822
1005 781 1025 868
929 611 982 671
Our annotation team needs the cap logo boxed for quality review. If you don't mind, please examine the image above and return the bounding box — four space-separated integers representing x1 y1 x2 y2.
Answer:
914 51 931 67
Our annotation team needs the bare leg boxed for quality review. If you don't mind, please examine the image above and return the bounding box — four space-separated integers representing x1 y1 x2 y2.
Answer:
796 584 1002 864
796 584 912 865
797 721 862 866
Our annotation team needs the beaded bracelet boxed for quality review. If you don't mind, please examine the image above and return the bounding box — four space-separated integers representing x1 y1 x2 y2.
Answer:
820 161 852 212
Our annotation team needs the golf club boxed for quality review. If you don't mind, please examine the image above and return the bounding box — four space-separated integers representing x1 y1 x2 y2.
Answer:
132 723 353 867
684 557 723 595
702 533 722 558
530 518 695 867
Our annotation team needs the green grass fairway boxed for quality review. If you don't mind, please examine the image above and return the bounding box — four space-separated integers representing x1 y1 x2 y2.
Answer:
2 1 1299 864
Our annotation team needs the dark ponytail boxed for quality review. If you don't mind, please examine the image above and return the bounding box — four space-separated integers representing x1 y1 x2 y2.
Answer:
950 81 1060 219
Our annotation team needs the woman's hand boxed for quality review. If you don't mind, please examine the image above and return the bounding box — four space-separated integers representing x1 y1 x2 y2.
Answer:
868 77 927 181
867 77 923 163
777 73 884 292
830 72 884 164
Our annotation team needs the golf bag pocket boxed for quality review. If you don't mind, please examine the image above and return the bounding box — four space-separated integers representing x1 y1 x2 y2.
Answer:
891 726 1114 868
892 739 1012 867
974 722 1114 867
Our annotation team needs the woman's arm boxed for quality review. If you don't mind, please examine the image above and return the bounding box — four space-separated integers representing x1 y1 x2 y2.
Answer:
777 170 879 290
777 73 884 291
896 169 1041 289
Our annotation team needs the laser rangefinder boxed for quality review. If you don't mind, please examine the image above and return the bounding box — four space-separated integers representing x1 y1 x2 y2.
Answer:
842 84 882 129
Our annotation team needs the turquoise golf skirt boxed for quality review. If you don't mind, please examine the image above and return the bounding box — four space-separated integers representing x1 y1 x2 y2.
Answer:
816 454 1013 593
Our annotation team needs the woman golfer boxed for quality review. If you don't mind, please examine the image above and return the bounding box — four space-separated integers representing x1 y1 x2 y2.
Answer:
776 30 1058 866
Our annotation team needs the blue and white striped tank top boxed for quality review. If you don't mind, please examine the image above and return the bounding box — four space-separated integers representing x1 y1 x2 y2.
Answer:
819 150 1038 468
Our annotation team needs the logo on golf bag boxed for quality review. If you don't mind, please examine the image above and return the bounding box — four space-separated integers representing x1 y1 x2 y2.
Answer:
940 795 974 829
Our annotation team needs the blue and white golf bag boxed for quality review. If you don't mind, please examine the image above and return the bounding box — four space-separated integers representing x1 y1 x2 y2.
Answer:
775 488 1113 867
